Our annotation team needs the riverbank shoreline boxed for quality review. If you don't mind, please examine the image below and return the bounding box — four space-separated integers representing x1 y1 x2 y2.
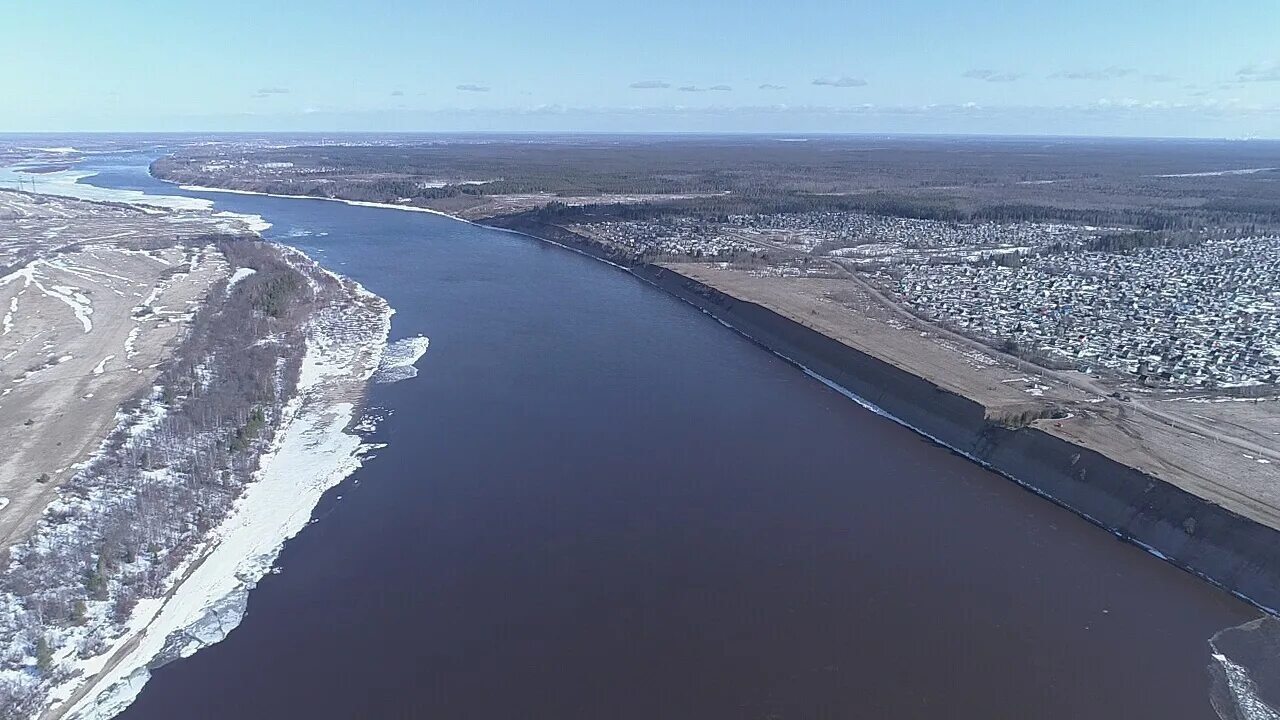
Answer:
144 174 1280 614
47 261 392 720
0 182 394 718
479 216 1280 616
0 164 405 719
163 182 471 223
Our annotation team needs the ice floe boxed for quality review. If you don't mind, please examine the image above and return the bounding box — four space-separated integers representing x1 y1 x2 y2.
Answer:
372 335 430 383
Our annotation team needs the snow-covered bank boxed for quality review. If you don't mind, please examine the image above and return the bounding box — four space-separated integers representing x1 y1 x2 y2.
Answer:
51 277 394 719
1209 617 1280 720
172 183 470 223
1154 167 1277 178
0 166 271 234
0 162 404 718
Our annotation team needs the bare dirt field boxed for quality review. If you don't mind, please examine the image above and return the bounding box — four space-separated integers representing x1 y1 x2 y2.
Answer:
0 190 231 551
670 262 1280 530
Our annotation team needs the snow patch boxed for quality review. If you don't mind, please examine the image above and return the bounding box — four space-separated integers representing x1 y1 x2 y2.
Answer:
1 263 94 332
2 295 15 334
123 326 142 358
225 267 257 296
92 355 115 375
1155 167 1277 178
214 211 271 234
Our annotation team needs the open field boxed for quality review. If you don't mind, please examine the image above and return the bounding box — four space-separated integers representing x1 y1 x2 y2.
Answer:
0 191 231 552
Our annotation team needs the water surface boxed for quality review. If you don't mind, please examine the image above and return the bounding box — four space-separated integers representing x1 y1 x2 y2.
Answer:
80 160 1256 719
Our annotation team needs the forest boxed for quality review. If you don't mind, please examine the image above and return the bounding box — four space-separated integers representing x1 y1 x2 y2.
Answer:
152 135 1280 232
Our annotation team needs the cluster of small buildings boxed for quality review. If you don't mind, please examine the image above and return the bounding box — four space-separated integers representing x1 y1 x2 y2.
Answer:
584 209 1280 390
572 218 756 259
195 158 331 179
879 236 1280 389
727 212 1106 262
577 211 1108 265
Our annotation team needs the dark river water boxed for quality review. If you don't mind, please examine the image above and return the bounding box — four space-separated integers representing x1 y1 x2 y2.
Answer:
78 159 1256 719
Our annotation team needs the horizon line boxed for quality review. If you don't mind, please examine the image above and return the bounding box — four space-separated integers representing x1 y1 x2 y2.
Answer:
1 129 1277 142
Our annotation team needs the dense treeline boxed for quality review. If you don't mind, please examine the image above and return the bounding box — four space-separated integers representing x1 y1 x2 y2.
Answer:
524 192 1202 232
154 136 1280 198
153 137 1280 232
1085 231 1205 252
153 137 1280 235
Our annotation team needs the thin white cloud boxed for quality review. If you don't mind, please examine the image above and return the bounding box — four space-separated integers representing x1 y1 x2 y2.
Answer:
267 101 1280 122
89 100 1280 138
1051 66 1137 80
1238 61 1280 82
444 100 1278 120
962 69 1021 82
456 84 491 92
251 87 290 98
679 84 733 92
813 75 867 88
629 80 671 89
759 83 786 90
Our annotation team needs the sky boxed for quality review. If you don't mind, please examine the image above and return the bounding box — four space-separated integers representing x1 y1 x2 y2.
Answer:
3 0 1279 137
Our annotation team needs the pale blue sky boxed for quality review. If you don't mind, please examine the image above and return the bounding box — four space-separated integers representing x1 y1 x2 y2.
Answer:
4 0 1278 136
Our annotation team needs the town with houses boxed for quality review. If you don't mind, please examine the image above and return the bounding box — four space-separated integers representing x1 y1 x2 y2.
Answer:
571 211 1280 392
877 235 1280 391
574 211 1105 265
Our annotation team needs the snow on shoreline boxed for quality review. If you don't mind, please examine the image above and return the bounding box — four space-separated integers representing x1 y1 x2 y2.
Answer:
1154 167 1277 178
1 163 398 720
56 276 393 720
1209 618 1280 720
172 183 472 223
0 166 272 234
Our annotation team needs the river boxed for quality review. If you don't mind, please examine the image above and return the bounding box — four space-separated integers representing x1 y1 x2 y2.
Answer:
68 153 1258 719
